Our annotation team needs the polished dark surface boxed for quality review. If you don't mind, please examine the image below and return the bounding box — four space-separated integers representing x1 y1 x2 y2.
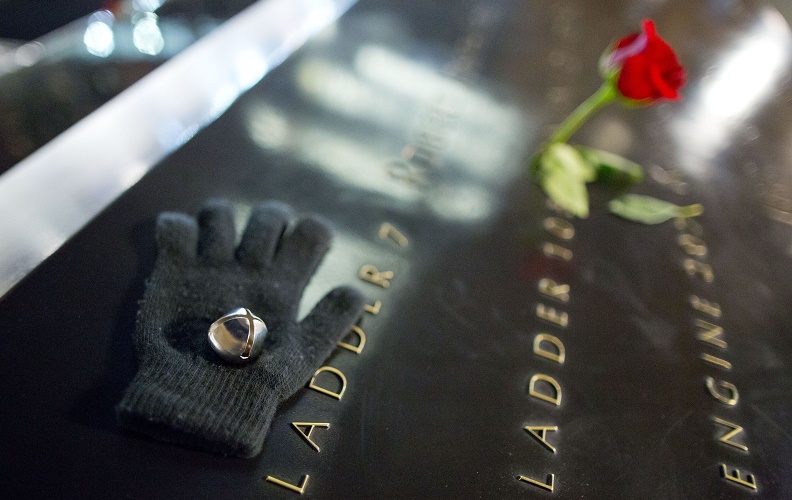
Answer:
2 0 792 498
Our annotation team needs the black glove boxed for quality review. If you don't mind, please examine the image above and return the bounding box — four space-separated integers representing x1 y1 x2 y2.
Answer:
116 199 364 457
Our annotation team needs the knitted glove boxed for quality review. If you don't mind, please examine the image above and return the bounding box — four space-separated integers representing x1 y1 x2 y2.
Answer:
117 199 364 457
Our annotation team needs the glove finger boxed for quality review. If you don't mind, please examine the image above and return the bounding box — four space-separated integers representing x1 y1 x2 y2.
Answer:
265 286 365 396
273 216 332 282
197 199 236 263
155 212 198 260
236 201 291 267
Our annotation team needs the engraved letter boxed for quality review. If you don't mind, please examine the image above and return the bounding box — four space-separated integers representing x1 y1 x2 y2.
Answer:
378 222 409 248
518 473 554 492
720 465 757 491
529 374 562 406
308 366 347 400
690 295 721 318
705 376 738 406
675 216 703 237
700 353 732 371
359 265 394 288
546 198 571 216
365 300 382 315
265 475 309 494
683 258 714 283
386 159 426 185
533 333 565 364
695 319 726 349
538 278 570 303
543 217 575 240
536 303 569 328
542 242 572 261
713 418 748 452
524 425 559 453
338 325 366 354
402 143 440 169
291 422 330 453
678 234 707 256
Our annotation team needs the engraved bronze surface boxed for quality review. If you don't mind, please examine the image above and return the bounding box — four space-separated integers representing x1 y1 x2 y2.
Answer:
1 0 792 497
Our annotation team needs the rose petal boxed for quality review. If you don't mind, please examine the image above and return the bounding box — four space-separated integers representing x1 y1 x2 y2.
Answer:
649 65 679 100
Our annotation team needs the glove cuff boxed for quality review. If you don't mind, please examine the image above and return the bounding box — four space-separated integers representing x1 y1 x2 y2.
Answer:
116 355 278 458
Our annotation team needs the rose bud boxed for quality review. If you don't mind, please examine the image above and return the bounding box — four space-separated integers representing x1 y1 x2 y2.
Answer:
600 19 686 103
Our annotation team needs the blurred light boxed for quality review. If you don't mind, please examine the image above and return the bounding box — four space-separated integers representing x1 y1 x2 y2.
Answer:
235 50 269 90
245 102 421 203
429 185 493 221
296 58 405 124
585 116 633 155
133 13 165 56
673 8 792 176
156 118 197 150
14 42 43 67
700 12 789 123
248 104 290 149
210 84 241 118
353 45 524 182
84 11 115 58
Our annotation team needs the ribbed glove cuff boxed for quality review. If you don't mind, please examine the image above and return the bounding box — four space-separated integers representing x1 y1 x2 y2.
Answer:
116 356 278 458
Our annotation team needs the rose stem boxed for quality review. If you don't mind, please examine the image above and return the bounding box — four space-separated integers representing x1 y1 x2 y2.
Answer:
549 82 617 144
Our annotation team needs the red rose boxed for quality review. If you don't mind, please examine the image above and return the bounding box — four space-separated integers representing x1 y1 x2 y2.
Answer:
604 19 686 102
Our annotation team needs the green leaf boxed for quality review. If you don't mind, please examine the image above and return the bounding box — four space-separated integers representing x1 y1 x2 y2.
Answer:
545 142 596 182
576 146 643 184
540 164 589 218
608 195 703 224
533 143 594 218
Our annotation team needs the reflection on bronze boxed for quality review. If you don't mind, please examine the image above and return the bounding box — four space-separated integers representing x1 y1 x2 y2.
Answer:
538 278 570 303
766 205 792 225
291 422 331 453
364 300 382 315
524 425 559 453
690 295 722 318
761 182 792 225
265 474 309 494
529 374 562 406
338 325 366 354
706 376 739 406
533 333 566 364
720 465 757 491
677 234 708 256
536 303 569 328
700 353 732 371
307 366 347 400
378 222 409 247
695 319 726 349
542 242 573 261
358 265 394 288
543 217 575 240
683 259 714 283
517 473 554 492
713 418 748 452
